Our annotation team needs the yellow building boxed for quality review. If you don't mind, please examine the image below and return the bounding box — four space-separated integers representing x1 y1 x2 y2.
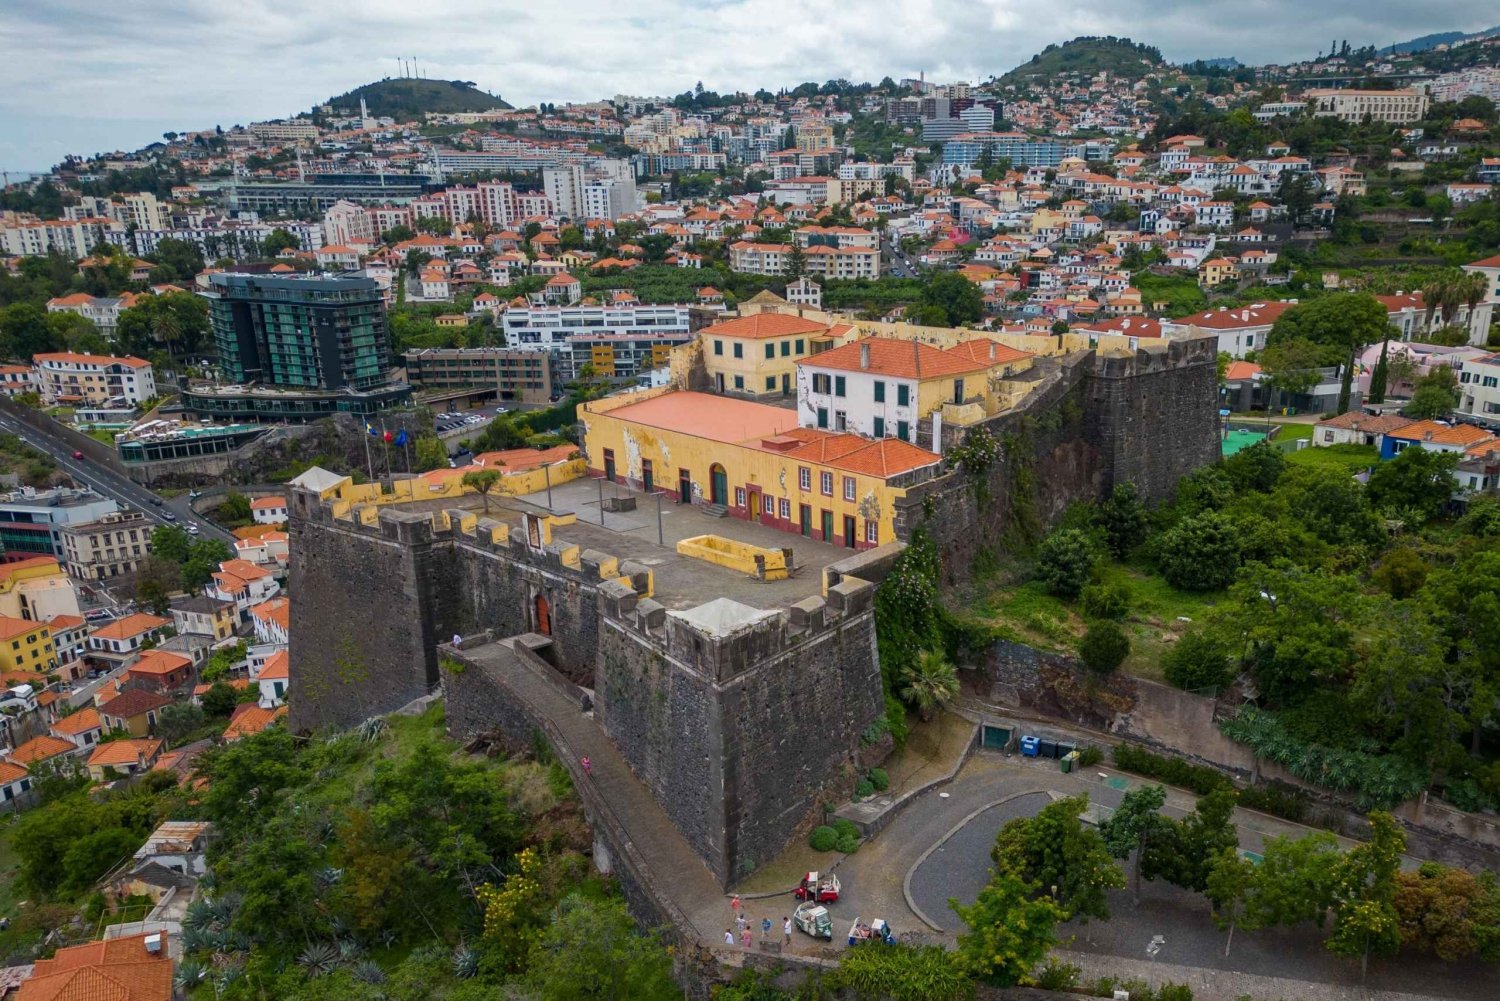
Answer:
1198 257 1241 288
582 389 943 549
700 312 848 397
0 615 56 675
0 557 79 622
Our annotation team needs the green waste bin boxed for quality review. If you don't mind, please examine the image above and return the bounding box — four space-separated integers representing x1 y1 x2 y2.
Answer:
1060 751 1077 774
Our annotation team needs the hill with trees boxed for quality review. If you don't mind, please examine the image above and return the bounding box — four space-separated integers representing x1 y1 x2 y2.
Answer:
1379 26 1500 55
997 36 1166 87
317 78 512 120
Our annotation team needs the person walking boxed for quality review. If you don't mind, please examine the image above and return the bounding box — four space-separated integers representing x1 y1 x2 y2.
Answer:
730 893 741 919
740 924 752 949
782 915 791 946
581 756 591 775
724 928 734 946
761 916 771 940
736 912 747 934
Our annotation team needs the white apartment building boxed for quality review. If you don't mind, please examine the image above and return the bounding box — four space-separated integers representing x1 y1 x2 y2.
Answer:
32 353 156 406
1307 89 1429 124
792 226 879 250
250 119 319 142
322 199 378 246
582 178 639 221
0 217 128 258
501 302 692 352
1162 302 1297 358
1457 352 1500 422
729 241 880 278
543 166 586 219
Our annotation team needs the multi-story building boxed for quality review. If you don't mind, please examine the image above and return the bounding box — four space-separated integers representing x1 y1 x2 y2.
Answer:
0 556 79 622
171 596 238 642
0 488 120 560
700 311 837 397
0 216 128 257
250 119 318 142
44 294 133 340
403 347 556 406
0 365 33 397
941 132 1064 169
58 510 153 581
86 612 169 670
500 301 697 382
1162 301 1297 358
797 335 1035 441
190 273 409 420
1306 88 1429 124
0 616 57 675
728 241 880 278
582 178 639 221
31 352 155 407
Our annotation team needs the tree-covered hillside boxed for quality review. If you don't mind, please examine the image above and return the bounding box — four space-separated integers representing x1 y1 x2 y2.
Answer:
318 78 512 120
998 36 1166 87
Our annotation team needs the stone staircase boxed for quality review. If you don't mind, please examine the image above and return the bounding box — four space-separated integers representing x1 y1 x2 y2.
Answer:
703 503 729 518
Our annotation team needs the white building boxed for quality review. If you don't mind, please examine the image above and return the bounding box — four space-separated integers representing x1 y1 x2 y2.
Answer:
582 178 639 221
1307 89 1428 124
1162 302 1297 358
543 165 586 219
31 352 156 406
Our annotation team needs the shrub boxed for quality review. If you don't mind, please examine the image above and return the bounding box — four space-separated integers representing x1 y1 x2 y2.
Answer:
884 694 909 748
835 833 860 854
1034 527 1098 598
854 778 875 800
1158 510 1240 591
1156 983 1194 1001
809 826 838 851
1077 745 1103 767
1112 744 1232 797
867 768 889 792
1162 630 1233 693
1237 781 1309 823
1081 581 1129 620
833 818 860 840
1034 958 1081 990
1079 621 1129 675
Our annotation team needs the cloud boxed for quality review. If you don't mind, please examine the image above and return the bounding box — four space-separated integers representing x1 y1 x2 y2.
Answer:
0 0 1491 168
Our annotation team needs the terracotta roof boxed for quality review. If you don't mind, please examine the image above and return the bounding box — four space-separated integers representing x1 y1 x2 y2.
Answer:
1467 254 1500 269
700 313 829 340
1387 420 1495 447
599 391 798 444
100 688 172 719
32 352 151 370
8 735 75 766
0 615 45 642
249 597 290 630
1079 317 1163 337
472 444 579 471
1224 361 1263 381
1176 302 1294 329
126 650 193 677
770 428 943 478
51 707 101 737
218 559 272 581
192 678 250 697
1315 412 1414 433
0 759 27 785
249 496 286 510
90 613 168 642
16 931 172 1001
259 649 289 681
87 737 162 767
944 338 1034 366
45 613 85 631
0 556 62 583
224 704 287 742
802 337 1004 380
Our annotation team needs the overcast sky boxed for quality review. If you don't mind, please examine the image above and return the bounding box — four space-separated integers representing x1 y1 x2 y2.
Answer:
1 0 1494 171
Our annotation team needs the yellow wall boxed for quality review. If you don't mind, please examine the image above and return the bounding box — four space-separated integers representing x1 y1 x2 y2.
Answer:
0 623 55 674
676 535 789 579
583 403 917 547
0 563 69 620
324 459 586 520
703 332 830 396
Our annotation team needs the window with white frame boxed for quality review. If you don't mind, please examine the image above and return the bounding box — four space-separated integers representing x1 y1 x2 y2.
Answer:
820 471 833 495
735 487 746 507
865 521 878 543
779 498 790 519
799 466 811 491
843 476 856 501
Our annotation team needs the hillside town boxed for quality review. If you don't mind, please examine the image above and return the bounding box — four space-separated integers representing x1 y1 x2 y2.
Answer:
0 18 1499 1001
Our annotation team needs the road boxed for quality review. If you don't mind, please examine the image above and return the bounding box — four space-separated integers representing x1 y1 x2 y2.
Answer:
881 234 920 278
0 412 232 544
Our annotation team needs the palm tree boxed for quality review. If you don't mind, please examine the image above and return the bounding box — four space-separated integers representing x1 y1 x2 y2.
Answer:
899 650 960 722
1420 277 1448 332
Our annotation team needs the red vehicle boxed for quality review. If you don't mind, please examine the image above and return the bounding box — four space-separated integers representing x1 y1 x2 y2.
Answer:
71 450 84 459
793 871 841 903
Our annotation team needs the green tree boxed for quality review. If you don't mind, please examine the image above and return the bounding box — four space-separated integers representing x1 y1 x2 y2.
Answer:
1270 465 1382 548
1100 784 1173 904
0 302 63 359
413 435 449 473
1095 482 1149 558
831 943 974 1001
262 228 300 256
1163 629 1234 692
155 702 205 744
899 649 960 721
1393 863 1500 962
148 237 206 283
1221 440 1286 494
1268 294 1389 412
1243 830 1343 930
1034 527 1097 599
1259 337 1324 411
416 216 453 236
462 468 502 513
1079 621 1129 675
200 681 240 718
523 895 678 1001
1158 511 1240 591
219 491 253 524
1367 339 1390 404
116 290 210 359
1403 367 1461 420
921 272 984 326
1205 847 1257 957
952 869 1065 987
1365 446 1457 522
991 794 1124 922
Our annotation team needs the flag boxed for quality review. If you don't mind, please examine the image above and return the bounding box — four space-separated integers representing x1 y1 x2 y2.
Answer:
383 430 394 443
365 422 377 436
394 429 409 447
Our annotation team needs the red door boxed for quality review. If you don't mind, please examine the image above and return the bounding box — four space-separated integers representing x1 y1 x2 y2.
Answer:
535 594 551 636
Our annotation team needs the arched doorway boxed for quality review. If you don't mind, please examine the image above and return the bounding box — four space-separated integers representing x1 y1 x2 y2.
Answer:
535 594 551 636
709 464 728 506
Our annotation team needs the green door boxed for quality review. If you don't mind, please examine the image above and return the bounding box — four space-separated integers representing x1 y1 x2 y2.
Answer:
800 504 812 536
982 725 1012 750
820 510 834 541
710 466 728 506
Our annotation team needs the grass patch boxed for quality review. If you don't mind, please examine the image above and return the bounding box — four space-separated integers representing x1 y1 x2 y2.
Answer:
1274 423 1315 441
1285 443 1379 474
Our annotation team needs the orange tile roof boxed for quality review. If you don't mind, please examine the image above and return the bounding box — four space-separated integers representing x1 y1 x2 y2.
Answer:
218 559 271 581
90 613 168 641
1177 302 1295 329
87 739 162 769
224 704 287 741
0 556 62 583
17 931 172 1001
1468 253 1500 268
771 428 943 478
700 313 829 340
45 613 85 631
51 707 101 737
192 678 250 697
1224 361 1263 381
0 615 45 642
1387 420 1495 447
126 650 193 676
1316 412 1414 433
249 495 286 510
8 735 75 766
0 759 27 785
803 337 1002 380
944 338 1034 366
250 596 290 630
259 649 289 681
100 688 171 719
600 391 798 444
32 352 151 369
472 444 579 470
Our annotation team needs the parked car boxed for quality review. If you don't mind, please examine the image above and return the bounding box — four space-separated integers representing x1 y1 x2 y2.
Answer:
72 450 84 459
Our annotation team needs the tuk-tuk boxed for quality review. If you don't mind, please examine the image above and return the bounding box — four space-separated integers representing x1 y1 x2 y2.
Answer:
793 870 841 903
793 901 833 940
847 916 896 946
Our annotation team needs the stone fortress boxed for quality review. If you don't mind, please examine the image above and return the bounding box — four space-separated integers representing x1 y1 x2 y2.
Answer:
288 333 1219 888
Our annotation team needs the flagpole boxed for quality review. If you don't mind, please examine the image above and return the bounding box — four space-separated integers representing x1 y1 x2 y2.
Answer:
363 420 375 482
381 420 391 477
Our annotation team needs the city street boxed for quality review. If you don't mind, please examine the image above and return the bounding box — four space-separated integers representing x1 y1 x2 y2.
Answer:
0 411 232 543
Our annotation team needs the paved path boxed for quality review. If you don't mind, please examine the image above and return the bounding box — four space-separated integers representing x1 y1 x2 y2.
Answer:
459 639 730 943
